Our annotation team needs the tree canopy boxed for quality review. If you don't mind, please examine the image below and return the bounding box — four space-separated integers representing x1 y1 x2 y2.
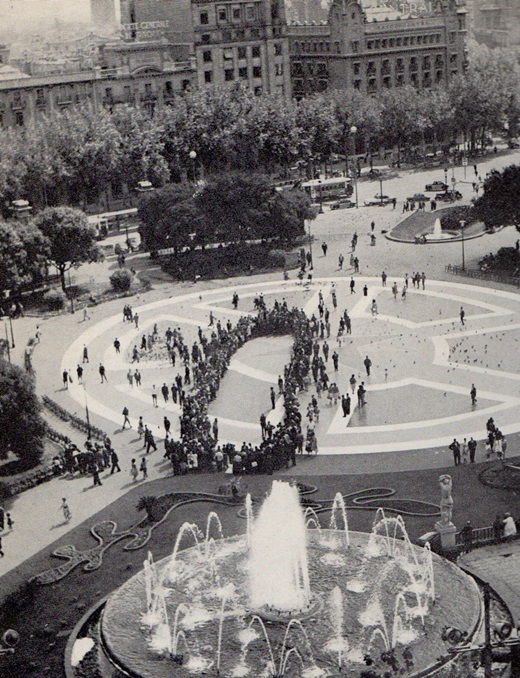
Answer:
31 207 100 290
0 359 46 468
473 164 520 228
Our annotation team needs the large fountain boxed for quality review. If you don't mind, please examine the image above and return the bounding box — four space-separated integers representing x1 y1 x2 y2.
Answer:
99 481 482 677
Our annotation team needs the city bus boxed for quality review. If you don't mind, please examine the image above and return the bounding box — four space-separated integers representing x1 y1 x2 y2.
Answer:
87 208 138 239
300 177 353 202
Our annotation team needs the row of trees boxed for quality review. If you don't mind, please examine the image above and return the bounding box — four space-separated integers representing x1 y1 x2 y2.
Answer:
138 173 315 253
1 43 519 210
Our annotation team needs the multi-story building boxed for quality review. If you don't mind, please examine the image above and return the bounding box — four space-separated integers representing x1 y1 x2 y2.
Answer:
473 0 520 47
91 0 119 29
0 42 196 127
288 0 468 96
191 0 291 96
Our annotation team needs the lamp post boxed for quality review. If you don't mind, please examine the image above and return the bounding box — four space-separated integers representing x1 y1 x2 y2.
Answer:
444 166 448 186
350 126 359 208
8 315 15 349
306 218 313 270
83 382 91 440
189 150 197 182
460 220 466 271
3 322 11 362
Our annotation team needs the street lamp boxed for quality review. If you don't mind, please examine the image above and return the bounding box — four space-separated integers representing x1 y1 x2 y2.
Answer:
83 382 91 439
460 220 467 271
3 322 11 362
307 218 313 270
350 126 359 209
189 150 197 182
8 315 14 349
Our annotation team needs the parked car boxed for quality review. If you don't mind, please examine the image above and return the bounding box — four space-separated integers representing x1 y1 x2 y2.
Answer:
508 139 520 149
435 190 462 202
330 199 355 210
365 194 395 206
425 181 448 192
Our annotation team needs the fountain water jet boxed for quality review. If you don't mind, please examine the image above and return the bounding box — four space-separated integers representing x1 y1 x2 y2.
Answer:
249 481 311 613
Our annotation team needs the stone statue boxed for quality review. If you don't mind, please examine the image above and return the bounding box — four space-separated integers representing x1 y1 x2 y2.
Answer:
439 474 453 526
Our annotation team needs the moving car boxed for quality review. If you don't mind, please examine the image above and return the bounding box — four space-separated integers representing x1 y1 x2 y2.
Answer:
425 181 448 192
435 190 463 202
330 199 355 210
407 193 429 203
364 194 395 207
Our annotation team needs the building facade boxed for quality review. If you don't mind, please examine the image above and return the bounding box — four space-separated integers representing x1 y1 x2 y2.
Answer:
0 42 196 127
288 0 468 96
472 0 520 47
191 0 291 96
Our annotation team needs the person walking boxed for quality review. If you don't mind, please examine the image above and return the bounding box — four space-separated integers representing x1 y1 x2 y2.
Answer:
341 393 351 417
62 369 69 389
134 369 142 387
460 521 473 553
364 356 372 376
122 406 131 429
140 457 148 480
357 383 366 408
213 417 219 441
332 351 339 371
6 513 13 531
127 369 134 388
92 463 103 487
322 242 328 256
353 257 359 273
110 450 121 473
460 306 465 325
82 345 89 363
470 384 477 405
401 285 407 300
468 437 477 463
151 386 158 407
270 386 276 409
381 271 387 286
392 282 398 299
61 498 71 523
114 338 121 354
134 313 139 329
76 365 83 384
130 459 139 483
137 416 144 438
371 299 378 316
161 383 169 403
338 253 344 269
349 374 357 394
164 416 171 435
449 438 461 465
350 278 356 294
144 427 157 453
99 363 107 383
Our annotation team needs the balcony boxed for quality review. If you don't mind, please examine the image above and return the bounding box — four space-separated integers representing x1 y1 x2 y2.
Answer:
11 99 25 110
56 96 73 106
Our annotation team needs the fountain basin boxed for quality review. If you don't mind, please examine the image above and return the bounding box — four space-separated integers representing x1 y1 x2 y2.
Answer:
100 531 481 678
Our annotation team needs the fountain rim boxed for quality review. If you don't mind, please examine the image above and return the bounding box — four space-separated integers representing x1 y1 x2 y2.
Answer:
93 530 484 678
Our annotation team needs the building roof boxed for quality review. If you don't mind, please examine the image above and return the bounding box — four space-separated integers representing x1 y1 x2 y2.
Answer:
0 63 30 81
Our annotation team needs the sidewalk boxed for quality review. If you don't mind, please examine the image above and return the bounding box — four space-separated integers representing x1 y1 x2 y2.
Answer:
460 540 520 621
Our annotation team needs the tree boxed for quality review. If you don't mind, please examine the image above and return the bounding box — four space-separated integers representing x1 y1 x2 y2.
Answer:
0 220 48 296
473 164 520 228
0 359 46 468
32 207 100 291
138 184 196 253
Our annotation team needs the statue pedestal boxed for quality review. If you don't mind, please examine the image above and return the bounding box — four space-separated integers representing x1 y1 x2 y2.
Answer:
435 521 457 550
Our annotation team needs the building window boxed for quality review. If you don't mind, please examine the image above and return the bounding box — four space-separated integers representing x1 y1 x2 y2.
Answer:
275 63 283 76
253 65 262 78
218 8 227 21
396 58 404 72
410 57 417 71
449 31 456 43
423 56 431 69
246 5 254 19
15 111 24 125
252 45 260 58
239 66 248 78
222 30 232 40
368 78 377 92
164 82 172 94
334 41 340 53
351 40 359 52
204 71 213 83
389 38 394 47
396 74 404 86
254 86 262 95
294 78 304 89
203 50 212 62
235 29 245 39
353 62 360 74
381 39 387 47
411 72 418 86
435 70 443 83
224 48 234 60
450 53 457 63
354 79 361 89
367 40 373 50
200 11 208 24
238 46 247 59
383 76 391 88
202 34 211 44
274 43 282 56
417 35 422 45
225 68 234 81
382 59 390 74
251 28 260 38
233 7 240 19
403 37 409 46
367 61 376 75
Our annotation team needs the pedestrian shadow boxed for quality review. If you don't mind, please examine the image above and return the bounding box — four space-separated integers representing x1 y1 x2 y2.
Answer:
82 484 102 492
118 480 144 490
130 436 142 444
50 520 70 530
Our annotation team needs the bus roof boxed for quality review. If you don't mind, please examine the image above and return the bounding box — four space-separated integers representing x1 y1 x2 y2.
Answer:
301 177 349 187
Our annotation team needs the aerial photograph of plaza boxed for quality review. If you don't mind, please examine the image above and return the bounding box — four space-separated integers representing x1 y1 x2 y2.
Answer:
2 0 520 676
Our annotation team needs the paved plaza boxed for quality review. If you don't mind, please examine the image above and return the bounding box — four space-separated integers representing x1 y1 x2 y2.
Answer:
2 152 520 593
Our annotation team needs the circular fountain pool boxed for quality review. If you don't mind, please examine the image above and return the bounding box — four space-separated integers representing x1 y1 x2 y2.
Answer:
101 529 481 678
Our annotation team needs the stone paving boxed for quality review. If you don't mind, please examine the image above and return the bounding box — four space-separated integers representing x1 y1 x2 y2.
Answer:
2 151 520 581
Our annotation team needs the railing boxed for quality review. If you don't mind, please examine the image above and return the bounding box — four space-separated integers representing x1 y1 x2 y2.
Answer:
456 525 520 547
445 264 520 288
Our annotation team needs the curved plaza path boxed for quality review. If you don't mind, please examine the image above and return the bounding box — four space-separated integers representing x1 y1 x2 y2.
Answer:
2 150 520 578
